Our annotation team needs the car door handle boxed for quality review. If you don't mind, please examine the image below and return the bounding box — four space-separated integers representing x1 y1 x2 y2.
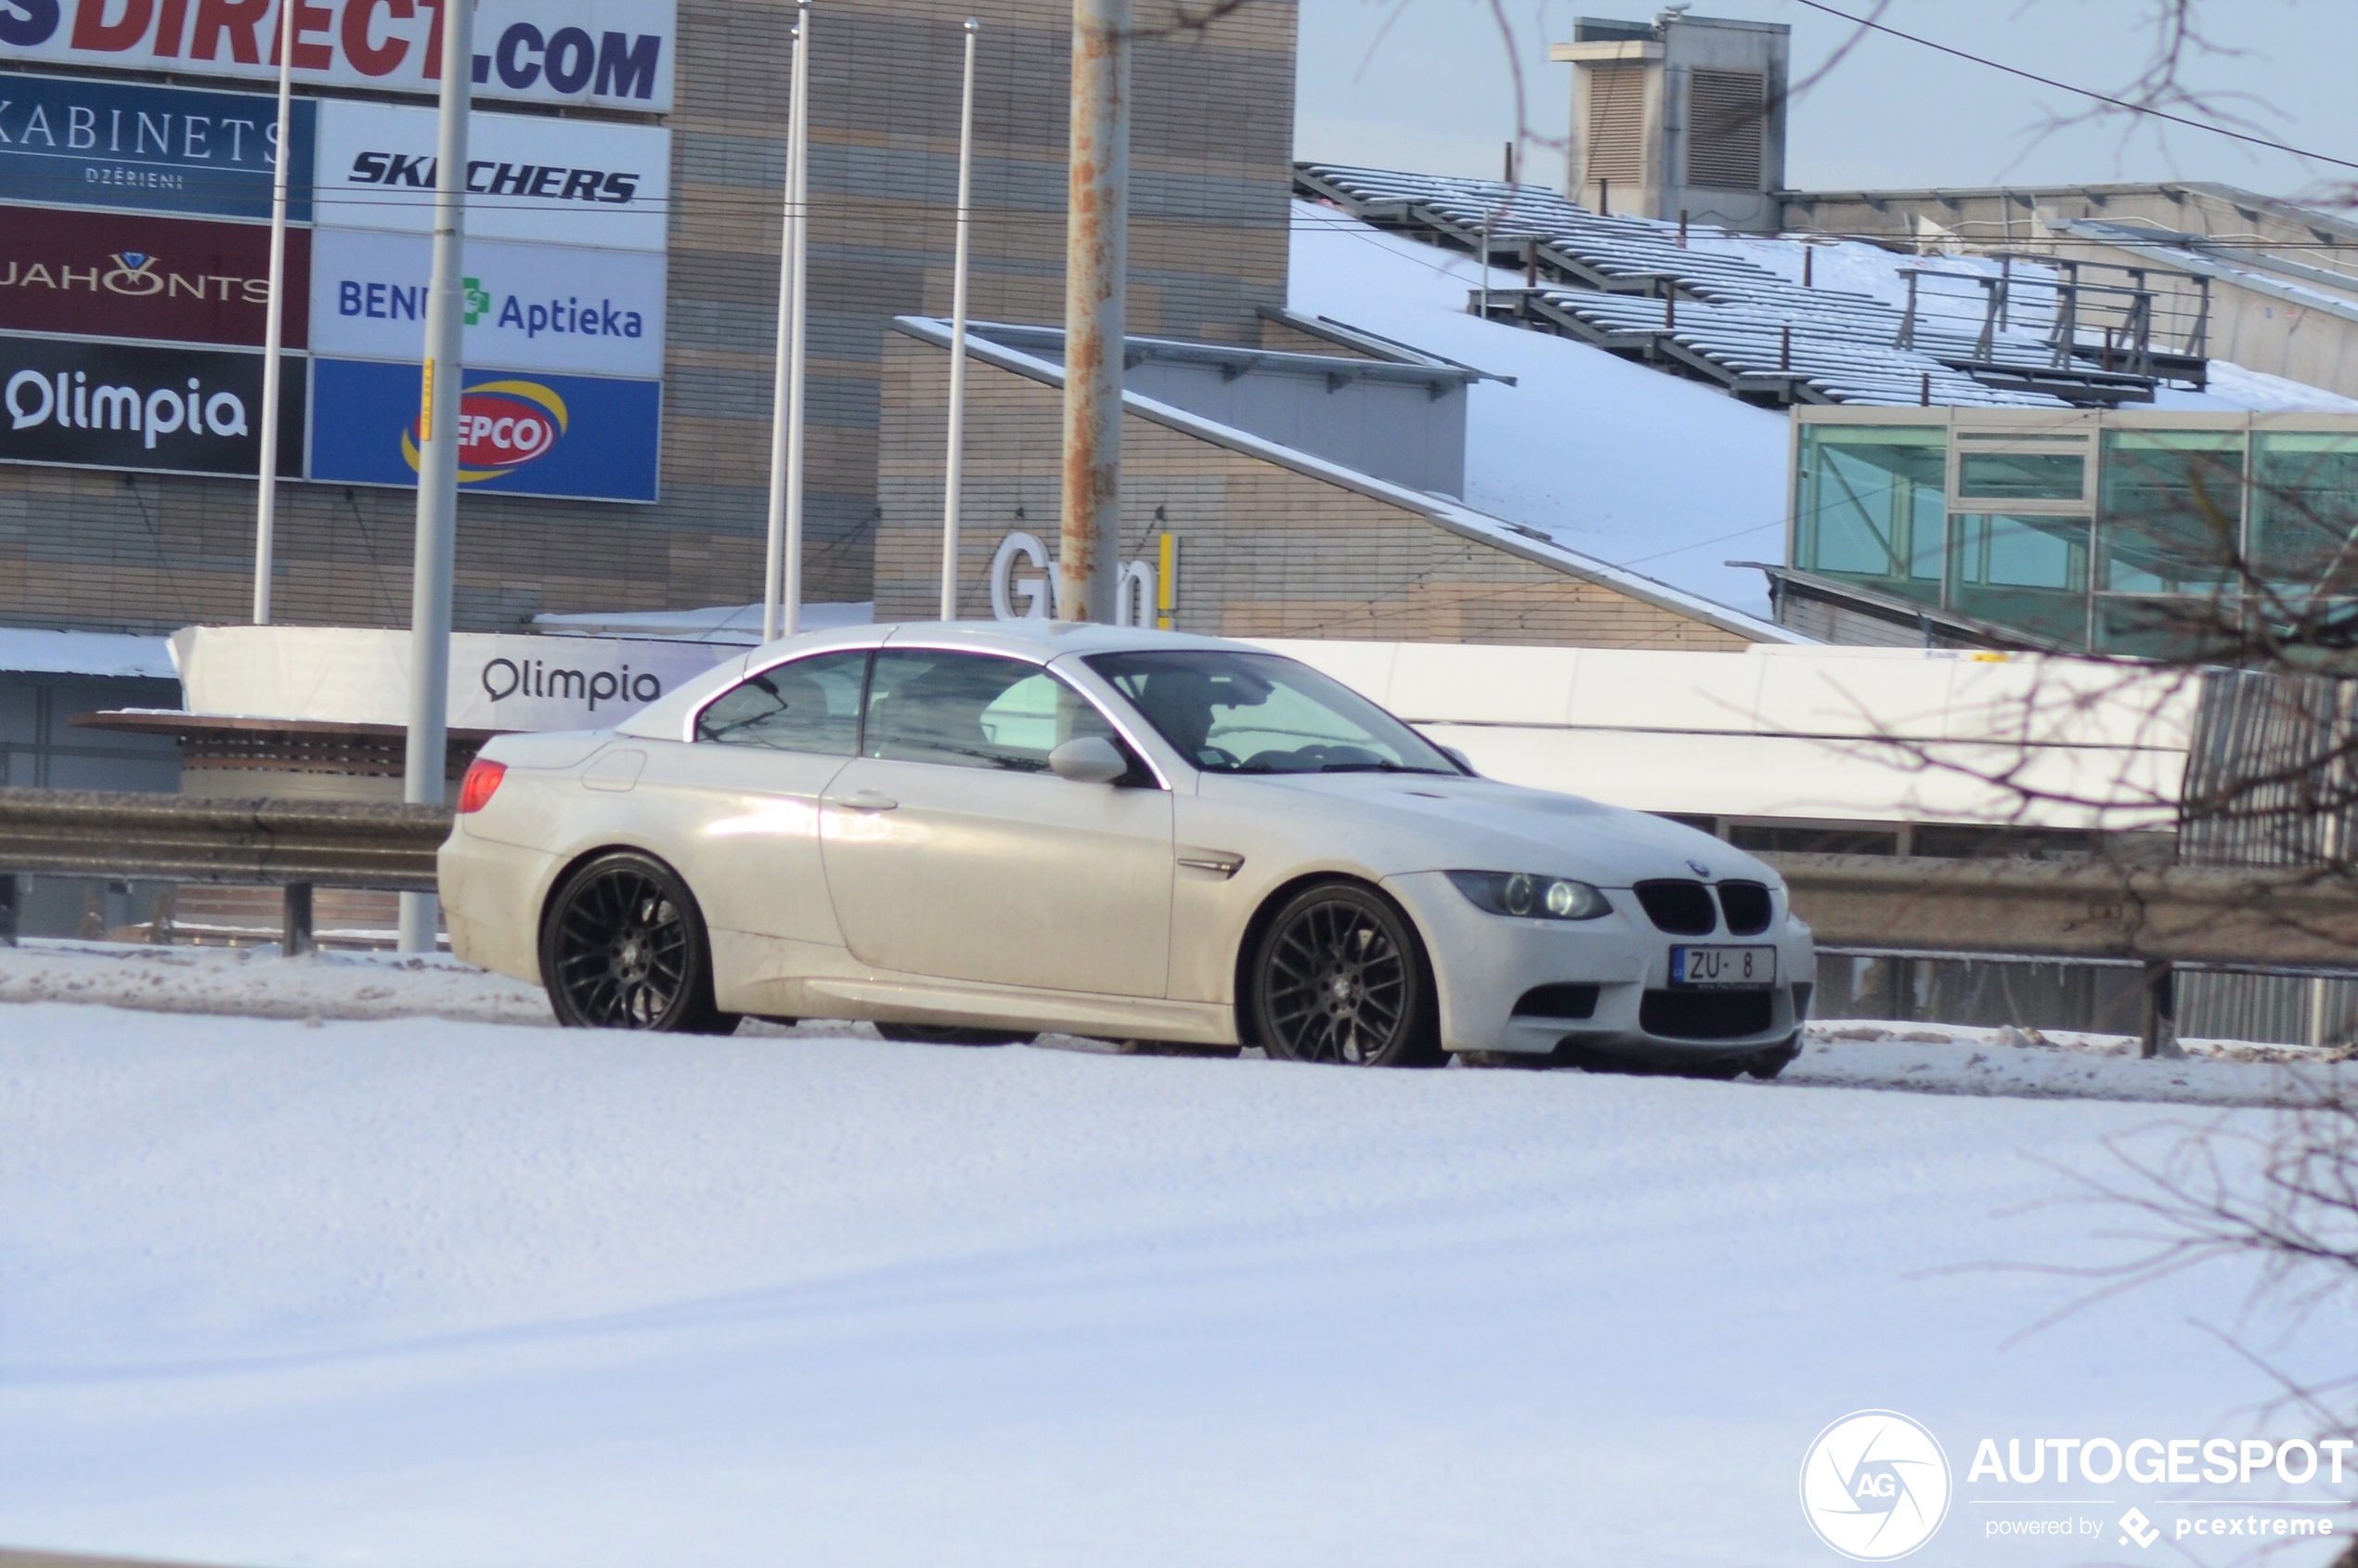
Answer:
831 789 900 811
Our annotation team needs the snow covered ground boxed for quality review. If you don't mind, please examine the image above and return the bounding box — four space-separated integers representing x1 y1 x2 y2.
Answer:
2 1000 2352 1568
2 939 2349 1108
1289 201 2358 621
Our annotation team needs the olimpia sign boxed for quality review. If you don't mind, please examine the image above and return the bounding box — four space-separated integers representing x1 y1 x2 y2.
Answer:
989 531 1176 628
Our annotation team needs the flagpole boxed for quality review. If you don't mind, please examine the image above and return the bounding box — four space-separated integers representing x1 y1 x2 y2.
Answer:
769 6 815 641
781 0 812 640
252 0 296 624
939 17 978 621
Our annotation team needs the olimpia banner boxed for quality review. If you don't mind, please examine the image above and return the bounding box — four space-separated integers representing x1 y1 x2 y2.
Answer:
0 1 676 113
0 331 304 477
310 227 662 378
172 624 732 732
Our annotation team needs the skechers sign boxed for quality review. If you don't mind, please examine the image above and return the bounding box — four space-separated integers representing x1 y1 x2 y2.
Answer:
310 227 662 377
0 71 317 221
315 97 667 251
309 356 656 503
0 333 303 476
0 2 676 113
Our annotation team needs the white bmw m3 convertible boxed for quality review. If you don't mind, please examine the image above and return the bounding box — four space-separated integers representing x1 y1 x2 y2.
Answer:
439 621 1816 1072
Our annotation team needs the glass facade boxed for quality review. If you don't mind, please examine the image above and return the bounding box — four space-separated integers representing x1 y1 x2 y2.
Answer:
1791 413 2358 655
1793 426 1946 607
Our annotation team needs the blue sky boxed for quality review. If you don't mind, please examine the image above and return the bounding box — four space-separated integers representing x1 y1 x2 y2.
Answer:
1294 0 2357 204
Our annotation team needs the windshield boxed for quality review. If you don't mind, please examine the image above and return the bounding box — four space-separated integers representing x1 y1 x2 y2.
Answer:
1084 650 1462 776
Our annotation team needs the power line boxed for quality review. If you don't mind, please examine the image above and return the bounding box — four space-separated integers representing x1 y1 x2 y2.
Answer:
1790 0 2358 175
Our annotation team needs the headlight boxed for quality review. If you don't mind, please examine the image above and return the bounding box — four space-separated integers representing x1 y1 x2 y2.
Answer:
1445 871 1611 921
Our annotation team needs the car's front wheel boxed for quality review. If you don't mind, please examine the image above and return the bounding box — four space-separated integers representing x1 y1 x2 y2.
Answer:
540 850 738 1033
1249 880 1443 1067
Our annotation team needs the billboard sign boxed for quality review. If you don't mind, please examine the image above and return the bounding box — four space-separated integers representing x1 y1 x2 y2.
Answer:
0 2 675 113
174 624 732 732
0 203 310 346
309 227 659 377
0 332 304 477
314 97 667 252
309 356 657 502
0 71 317 222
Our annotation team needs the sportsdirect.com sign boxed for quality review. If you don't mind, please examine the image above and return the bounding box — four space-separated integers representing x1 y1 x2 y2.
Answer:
0 1 676 113
309 227 660 378
0 332 304 477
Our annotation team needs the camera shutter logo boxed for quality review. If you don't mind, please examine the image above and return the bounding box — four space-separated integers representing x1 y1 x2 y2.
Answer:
1799 1410 1952 1561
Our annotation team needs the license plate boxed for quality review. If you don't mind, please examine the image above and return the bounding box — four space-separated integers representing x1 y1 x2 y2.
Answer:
1670 945 1777 989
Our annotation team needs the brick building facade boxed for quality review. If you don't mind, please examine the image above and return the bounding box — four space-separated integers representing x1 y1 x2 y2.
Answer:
0 0 1298 635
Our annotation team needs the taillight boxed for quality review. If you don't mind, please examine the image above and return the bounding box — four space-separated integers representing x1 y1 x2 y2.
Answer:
457 758 507 813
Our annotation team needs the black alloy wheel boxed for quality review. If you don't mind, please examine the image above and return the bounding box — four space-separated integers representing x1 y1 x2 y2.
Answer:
875 1021 1035 1047
1250 881 1442 1067
540 851 737 1033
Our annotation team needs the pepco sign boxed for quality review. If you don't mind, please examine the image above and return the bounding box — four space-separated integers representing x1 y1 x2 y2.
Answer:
311 357 658 503
0 1 677 113
402 379 570 485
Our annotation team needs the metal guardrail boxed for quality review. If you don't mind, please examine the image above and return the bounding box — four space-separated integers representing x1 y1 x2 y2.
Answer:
1769 850 2358 1055
0 790 451 953
7 795 2358 1043
1767 851 2358 967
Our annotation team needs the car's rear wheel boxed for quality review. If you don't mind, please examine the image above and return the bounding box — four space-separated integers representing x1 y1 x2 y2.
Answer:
541 850 738 1034
1250 881 1442 1068
875 1021 1034 1046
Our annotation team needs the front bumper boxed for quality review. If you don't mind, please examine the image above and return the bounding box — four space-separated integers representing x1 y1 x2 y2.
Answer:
1385 870 1817 1060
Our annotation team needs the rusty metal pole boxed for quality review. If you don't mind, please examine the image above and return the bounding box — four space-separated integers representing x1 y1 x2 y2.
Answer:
1058 0 1128 623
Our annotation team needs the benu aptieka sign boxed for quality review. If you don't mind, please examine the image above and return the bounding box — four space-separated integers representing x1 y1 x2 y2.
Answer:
0 1 677 113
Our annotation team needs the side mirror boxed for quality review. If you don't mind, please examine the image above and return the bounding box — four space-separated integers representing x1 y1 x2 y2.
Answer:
1048 735 1128 784
1441 745 1474 774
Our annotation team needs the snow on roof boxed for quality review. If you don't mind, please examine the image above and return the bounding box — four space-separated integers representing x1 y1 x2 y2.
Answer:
893 311 1800 644
530 602 875 645
1285 200 1794 618
0 627 178 680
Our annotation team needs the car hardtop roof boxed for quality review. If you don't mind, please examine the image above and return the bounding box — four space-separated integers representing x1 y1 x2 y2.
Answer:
746 619 1257 667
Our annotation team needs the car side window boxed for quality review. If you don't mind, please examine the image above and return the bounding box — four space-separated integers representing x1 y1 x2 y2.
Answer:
864 650 1121 772
694 649 868 754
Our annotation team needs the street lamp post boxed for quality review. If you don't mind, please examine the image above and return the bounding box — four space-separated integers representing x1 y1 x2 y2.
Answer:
251 0 297 624
396 0 474 954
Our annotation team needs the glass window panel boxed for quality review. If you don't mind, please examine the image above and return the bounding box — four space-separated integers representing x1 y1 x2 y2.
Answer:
694 649 868 754
1957 449 2087 501
1794 425 1945 605
863 650 1119 772
1950 512 2090 647
2097 431 2245 592
2093 595 2240 659
1086 650 1460 775
2253 432 2358 603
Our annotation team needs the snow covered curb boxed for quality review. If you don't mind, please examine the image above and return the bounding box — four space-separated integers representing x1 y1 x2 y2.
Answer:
2 940 2349 1108
1787 1022 2352 1108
